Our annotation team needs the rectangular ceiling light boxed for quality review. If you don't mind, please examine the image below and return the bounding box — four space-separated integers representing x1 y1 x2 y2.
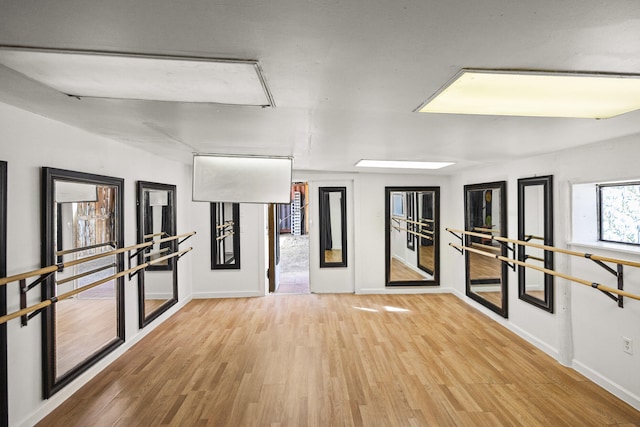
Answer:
0 47 274 106
355 159 454 170
193 154 292 204
416 69 640 119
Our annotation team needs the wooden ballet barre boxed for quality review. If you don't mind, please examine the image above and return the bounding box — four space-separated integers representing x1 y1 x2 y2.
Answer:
56 241 117 256
0 231 197 287
391 225 433 241
144 248 170 258
144 232 167 239
449 242 640 302
446 228 640 269
524 234 544 242
470 242 501 252
0 247 193 325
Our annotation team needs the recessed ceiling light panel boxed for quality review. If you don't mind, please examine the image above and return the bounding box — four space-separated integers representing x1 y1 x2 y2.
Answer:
416 69 640 119
0 47 274 106
355 159 454 170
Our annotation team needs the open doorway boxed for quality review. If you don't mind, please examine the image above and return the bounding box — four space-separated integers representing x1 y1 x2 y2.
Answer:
274 182 310 294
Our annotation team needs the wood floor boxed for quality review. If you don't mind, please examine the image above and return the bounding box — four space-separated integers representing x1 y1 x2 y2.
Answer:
38 294 639 426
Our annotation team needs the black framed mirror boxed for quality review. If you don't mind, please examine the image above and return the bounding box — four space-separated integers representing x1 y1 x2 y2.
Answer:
385 187 440 286
42 167 124 398
137 181 178 328
518 175 554 312
319 187 347 268
464 181 508 317
211 202 240 269
0 161 7 427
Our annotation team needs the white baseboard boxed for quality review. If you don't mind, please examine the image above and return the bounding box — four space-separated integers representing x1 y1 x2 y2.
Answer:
572 359 640 411
192 290 263 299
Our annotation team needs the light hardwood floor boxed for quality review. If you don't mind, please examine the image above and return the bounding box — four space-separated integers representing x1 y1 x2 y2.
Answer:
38 294 639 426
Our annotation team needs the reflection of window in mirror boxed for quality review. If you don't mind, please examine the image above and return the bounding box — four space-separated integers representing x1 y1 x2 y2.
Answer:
518 175 554 312
211 202 240 269
319 187 347 268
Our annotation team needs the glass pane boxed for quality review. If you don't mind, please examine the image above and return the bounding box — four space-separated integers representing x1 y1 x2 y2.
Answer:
600 184 640 244
54 184 119 378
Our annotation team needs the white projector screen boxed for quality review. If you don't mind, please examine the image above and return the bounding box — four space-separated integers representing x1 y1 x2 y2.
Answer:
192 154 293 203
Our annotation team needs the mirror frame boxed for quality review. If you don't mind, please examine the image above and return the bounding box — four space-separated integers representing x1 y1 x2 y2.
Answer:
137 181 178 328
0 161 7 427
210 202 241 270
319 187 347 268
518 175 554 312
385 186 440 287
41 167 125 398
464 181 508 317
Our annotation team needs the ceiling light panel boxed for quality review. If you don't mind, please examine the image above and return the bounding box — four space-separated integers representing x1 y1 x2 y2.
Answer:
0 48 274 106
417 69 640 119
355 160 454 170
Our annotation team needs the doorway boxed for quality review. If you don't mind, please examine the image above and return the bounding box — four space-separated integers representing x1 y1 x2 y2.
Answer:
270 182 310 294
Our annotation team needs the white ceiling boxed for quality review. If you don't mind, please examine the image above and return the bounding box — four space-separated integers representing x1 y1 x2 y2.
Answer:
1 0 639 174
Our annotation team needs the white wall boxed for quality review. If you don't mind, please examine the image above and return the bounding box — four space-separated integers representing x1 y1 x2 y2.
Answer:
0 102 194 426
191 202 267 298
354 173 453 294
449 134 640 410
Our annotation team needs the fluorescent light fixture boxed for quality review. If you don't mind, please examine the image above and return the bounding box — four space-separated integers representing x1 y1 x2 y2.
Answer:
355 159 454 170
416 69 640 119
192 154 292 204
0 47 274 106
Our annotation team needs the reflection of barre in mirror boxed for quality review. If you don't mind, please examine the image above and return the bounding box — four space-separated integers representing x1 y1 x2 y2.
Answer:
216 231 235 241
211 202 240 269
0 237 195 325
55 241 117 256
447 228 640 305
390 224 433 241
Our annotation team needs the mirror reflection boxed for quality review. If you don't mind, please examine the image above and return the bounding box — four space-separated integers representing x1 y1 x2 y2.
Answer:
518 175 554 312
465 181 508 317
386 187 439 286
319 187 347 267
137 182 178 328
211 202 240 269
43 168 124 397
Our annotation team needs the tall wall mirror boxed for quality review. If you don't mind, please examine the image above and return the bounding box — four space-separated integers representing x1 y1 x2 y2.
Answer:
385 187 440 286
0 161 7 427
518 175 554 312
319 187 347 267
211 202 240 269
137 181 178 328
464 181 508 317
42 168 124 397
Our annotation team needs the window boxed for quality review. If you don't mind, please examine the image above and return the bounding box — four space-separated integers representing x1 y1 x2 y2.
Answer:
598 182 640 245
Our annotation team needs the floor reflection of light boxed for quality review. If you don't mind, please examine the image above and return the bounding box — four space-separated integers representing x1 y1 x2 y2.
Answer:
384 306 410 312
353 306 378 313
